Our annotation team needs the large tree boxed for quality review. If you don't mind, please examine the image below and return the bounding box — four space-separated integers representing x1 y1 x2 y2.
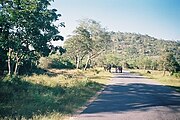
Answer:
78 19 111 70
0 0 63 75
64 19 111 70
64 27 92 69
159 53 180 75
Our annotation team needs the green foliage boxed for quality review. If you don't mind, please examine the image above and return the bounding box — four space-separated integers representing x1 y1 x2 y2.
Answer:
165 54 180 73
64 27 92 69
123 62 134 69
64 19 111 70
0 0 63 75
51 58 75 69
0 47 7 75
104 32 180 70
38 54 75 69
104 53 122 65
159 53 180 74
134 56 153 69
64 19 179 70
173 72 180 78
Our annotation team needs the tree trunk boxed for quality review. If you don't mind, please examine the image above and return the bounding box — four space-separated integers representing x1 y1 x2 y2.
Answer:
144 65 146 70
76 55 80 69
84 55 90 71
163 70 166 76
14 54 20 75
14 62 19 75
8 48 12 76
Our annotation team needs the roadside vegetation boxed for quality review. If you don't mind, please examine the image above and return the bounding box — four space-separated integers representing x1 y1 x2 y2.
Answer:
0 68 111 120
129 69 180 92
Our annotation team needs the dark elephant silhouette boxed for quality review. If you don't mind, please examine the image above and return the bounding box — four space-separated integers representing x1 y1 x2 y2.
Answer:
104 64 112 72
116 66 122 73
104 64 122 73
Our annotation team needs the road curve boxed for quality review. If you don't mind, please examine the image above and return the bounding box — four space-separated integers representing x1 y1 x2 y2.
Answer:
72 71 180 120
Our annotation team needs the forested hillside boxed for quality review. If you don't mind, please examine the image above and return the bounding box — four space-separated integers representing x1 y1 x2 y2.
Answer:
106 32 180 65
64 19 180 74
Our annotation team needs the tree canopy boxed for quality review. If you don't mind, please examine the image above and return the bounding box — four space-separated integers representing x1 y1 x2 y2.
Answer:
64 19 111 70
0 0 63 75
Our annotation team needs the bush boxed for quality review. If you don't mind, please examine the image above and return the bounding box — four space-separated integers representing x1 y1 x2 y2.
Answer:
173 72 180 78
0 76 29 103
38 55 75 69
38 57 53 69
123 62 134 69
51 59 75 69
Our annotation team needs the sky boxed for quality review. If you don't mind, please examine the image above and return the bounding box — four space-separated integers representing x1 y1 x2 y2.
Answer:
50 0 180 45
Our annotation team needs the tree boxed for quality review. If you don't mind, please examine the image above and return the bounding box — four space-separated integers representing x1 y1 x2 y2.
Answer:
0 0 63 75
160 53 180 75
64 19 111 70
105 53 121 65
150 59 158 70
78 19 111 70
64 26 92 69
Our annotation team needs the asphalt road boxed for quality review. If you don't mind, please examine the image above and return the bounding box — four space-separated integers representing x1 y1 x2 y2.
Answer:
72 71 180 120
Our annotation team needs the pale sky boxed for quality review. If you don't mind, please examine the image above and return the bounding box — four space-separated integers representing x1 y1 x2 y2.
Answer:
50 0 180 45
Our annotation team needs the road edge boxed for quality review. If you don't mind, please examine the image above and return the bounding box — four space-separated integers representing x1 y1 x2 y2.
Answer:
69 78 112 120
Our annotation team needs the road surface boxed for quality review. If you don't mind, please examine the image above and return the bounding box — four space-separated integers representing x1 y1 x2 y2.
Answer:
72 71 180 120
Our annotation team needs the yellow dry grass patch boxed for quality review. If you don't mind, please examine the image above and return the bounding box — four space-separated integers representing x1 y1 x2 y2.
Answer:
129 69 180 92
24 68 112 86
13 68 112 120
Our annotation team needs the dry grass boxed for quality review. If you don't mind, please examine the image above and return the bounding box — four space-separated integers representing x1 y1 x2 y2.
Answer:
129 69 180 92
24 68 112 87
0 68 112 120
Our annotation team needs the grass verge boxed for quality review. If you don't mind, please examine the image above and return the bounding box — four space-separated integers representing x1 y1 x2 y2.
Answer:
0 68 112 120
129 69 180 92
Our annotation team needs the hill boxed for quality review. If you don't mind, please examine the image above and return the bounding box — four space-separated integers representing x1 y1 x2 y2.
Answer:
99 31 180 68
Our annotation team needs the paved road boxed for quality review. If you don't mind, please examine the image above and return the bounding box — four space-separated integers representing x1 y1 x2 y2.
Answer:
72 71 180 120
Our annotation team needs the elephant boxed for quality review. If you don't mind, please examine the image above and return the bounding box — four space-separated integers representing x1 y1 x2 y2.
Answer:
104 64 112 72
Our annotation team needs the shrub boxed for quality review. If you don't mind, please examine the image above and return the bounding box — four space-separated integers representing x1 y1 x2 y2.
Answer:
173 72 180 78
123 62 134 69
38 57 53 69
38 55 75 69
